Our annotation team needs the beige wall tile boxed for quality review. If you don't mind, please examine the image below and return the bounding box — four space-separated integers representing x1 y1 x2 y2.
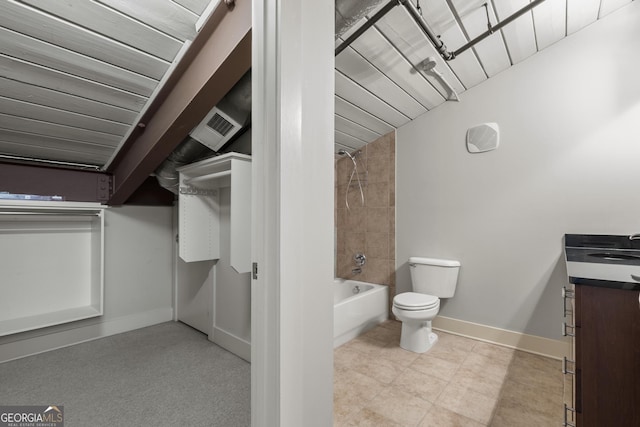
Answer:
365 207 389 233
366 133 392 158
365 232 389 259
344 232 365 256
367 155 390 184
365 182 389 207
344 206 366 233
362 258 390 285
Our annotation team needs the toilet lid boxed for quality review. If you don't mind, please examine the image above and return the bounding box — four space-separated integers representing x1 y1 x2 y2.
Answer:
393 292 439 310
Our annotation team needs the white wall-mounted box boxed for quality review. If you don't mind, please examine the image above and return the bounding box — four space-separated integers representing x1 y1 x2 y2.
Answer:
0 200 105 336
177 152 251 273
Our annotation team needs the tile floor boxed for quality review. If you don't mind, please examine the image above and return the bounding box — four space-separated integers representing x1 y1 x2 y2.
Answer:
334 320 564 426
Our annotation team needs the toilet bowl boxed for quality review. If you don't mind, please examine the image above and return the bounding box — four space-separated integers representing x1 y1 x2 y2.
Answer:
392 292 440 353
393 257 460 353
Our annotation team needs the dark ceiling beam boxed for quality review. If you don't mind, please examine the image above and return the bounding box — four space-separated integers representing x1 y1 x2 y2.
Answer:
107 0 251 205
0 162 111 203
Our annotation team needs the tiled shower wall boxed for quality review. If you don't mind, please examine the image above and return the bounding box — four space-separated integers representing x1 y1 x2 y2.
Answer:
335 132 395 312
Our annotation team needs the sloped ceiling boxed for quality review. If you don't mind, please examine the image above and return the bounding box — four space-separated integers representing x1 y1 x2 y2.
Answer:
0 0 216 169
334 0 636 153
0 0 635 177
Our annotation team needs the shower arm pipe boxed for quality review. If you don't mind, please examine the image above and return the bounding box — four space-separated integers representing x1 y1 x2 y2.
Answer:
451 0 547 59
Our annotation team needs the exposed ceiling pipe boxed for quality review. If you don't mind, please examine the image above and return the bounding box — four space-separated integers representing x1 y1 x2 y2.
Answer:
335 0 388 40
335 0 399 56
335 0 547 63
399 0 454 60
154 138 213 194
154 70 252 194
451 0 547 59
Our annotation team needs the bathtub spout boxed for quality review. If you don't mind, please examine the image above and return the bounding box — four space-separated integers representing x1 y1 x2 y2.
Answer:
352 267 362 275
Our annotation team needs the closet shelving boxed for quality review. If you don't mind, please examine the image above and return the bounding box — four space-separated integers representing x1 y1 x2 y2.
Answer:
177 152 251 273
0 200 105 336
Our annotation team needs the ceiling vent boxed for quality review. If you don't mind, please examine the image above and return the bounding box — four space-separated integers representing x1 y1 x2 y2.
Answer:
189 100 244 152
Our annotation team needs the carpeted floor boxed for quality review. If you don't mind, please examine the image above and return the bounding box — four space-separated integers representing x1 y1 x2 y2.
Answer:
0 322 250 426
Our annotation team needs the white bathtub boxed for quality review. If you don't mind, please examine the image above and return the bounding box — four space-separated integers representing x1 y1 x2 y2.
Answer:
334 278 388 348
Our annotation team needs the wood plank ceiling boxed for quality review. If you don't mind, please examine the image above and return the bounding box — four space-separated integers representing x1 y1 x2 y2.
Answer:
334 0 636 153
0 0 216 169
0 0 635 170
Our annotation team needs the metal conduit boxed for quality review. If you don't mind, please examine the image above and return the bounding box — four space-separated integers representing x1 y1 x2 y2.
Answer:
335 0 547 62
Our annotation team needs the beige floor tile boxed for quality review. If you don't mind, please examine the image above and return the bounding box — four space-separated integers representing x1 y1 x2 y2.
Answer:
505 351 563 395
459 353 510 384
392 367 449 403
379 319 403 334
335 345 405 384
344 335 388 357
498 379 563 419
434 332 478 352
490 399 558 427
334 368 386 422
436 382 500 425
410 354 461 383
335 366 387 402
419 405 486 427
335 324 563 427
346 407 403 427
425 333 476 365
471 342 515 366
365 385 432 426
362 323 400 345
447 368 505 400
378 341 422 367
335 345 366 369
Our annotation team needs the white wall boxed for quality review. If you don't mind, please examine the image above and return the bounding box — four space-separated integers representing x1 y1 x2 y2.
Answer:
396 3 640 341
0 205 174 361
213 187 251 359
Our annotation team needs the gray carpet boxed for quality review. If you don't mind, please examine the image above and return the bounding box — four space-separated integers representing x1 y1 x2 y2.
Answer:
0 322 250 426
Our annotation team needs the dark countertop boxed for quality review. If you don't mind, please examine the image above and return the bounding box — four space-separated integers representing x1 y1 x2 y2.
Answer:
565 234 640 291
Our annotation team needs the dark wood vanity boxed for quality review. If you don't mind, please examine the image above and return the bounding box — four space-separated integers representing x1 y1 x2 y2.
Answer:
564 234 640 426
574 284 640 426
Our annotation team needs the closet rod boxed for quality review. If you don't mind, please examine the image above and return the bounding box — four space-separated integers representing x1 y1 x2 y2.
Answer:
183 170 232 186
0 211 100 216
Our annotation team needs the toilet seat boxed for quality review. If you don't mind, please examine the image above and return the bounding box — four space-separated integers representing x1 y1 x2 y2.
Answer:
393 292 439 311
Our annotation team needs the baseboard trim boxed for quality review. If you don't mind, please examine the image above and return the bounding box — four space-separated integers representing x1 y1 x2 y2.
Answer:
0 308 174 363
432 316 570 360
211 326 251 362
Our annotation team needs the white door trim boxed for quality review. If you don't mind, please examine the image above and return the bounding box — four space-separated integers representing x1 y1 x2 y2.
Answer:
251 0 335 425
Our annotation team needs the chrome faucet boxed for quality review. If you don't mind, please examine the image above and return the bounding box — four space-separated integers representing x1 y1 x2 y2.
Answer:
354 253 366 267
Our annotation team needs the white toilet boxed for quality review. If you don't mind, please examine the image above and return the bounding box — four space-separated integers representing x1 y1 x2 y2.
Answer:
392 257 460 353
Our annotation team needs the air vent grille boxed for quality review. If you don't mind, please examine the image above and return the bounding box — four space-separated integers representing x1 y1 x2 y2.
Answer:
207 113 234 136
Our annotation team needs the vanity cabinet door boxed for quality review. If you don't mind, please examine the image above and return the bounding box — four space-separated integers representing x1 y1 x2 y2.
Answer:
575 285 640 426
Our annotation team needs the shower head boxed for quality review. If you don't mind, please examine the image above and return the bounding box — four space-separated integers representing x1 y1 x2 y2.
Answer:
421 56 438 72
337 149 356 161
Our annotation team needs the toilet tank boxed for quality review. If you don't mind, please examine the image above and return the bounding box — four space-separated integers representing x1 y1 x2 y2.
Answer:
409 257 460 298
